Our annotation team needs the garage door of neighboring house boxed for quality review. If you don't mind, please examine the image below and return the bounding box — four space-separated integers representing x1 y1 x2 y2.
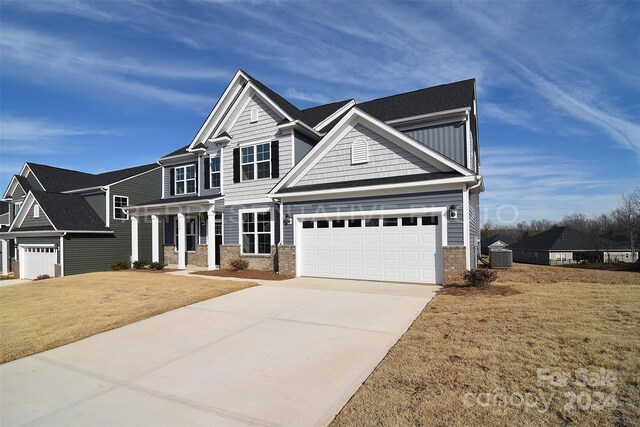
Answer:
20 245 57 279
299 214 443 284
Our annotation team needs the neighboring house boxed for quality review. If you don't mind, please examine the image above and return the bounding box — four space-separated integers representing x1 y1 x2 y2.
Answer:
0 163 161 279
127 70 483 284
481 234 517 255
509 226 637 265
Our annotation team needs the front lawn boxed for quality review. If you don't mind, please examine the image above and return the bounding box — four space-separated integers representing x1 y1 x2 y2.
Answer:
0 272 254 364
332 264 640 426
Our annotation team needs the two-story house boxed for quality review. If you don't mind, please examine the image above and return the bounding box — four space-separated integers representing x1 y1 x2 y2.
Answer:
127 70 483 284
0 163 161 279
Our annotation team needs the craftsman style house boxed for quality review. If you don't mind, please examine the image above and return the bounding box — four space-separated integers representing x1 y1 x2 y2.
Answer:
127 70 483 284
0 163 160 278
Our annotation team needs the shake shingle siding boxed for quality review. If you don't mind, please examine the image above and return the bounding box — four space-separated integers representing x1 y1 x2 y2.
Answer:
402 121 467 166
223 95 292 202
297 124 441 187
281 190 464 246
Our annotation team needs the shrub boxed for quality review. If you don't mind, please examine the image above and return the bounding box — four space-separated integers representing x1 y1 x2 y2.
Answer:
148 262 167 270
228 257 249 271
463 268 498 288
111 260 130 271
132 260 149 269
35 274 52 281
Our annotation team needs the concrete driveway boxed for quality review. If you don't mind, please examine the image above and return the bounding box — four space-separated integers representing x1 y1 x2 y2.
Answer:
1 277 438 427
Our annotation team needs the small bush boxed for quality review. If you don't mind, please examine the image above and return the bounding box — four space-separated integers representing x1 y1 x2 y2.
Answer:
148 262 167 270
111 260 130 271
35 274 52 281
132 260 149 269
228 258 249 271
463 268 498 287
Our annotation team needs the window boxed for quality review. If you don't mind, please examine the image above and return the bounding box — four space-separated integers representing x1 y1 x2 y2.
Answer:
113 196 129 220
402 217 418 226
241 143 271 181
351 139 368 164
175 218 196 251
242 210 271 254
316 220 329 228
365 218 379 227
33 204 40 218
348 219 362 227
174 165 196 195
302 221 314 229
422 216 439 225
557 253 567 263
210 156 221 188
332 220 345 228
14 201 22 217
383 218 398 227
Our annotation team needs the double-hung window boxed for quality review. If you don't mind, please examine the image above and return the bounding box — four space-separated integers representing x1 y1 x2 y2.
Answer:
175 165 196 195
210 156 221 188
241 210 271 254
113 196 129 220
241 143 270 181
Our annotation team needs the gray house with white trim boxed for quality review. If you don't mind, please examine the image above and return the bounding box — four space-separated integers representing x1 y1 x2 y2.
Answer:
127 70 483 284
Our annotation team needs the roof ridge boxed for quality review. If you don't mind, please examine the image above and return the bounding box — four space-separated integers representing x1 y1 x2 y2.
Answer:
359 78 476 105
26 162 95 176
300 99 353 113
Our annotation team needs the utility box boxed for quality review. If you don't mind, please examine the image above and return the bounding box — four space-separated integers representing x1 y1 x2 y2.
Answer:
490 249 512 269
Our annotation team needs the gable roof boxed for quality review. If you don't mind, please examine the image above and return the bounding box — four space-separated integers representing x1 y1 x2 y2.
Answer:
12 190 108 232
242 70 303 122
299 100 353 128
14 175 34 194
481 234 517 247
508 226 631 251
26 162 159 192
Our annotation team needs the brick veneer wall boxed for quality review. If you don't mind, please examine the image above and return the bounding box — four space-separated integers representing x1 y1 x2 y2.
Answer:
278 245 296 276
54 264 61 278
163 245 178 265
443 246 466 285
220 244 276 271
10 259 19 279
192 245 208 268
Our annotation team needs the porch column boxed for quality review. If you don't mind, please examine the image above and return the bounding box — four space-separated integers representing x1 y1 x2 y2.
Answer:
151 215 159 263
207 209 216 270
1 239 8 275
131 216 139 263
177 212 186 270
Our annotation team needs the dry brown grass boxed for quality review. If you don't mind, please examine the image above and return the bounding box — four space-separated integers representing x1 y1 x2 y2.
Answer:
332 264 640 426
0 272 254 364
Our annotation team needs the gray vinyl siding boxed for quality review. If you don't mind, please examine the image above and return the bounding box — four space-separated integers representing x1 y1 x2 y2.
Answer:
402 121 466 167
469 192 480 268
294 131 315 164
84 193 106 222
223 95 292 202
297 123 442 187
199 148 221 197
223 202 280 246
25 171 44 191
0 212 9 226
16 203 54 230
11 185 25 201
282 190 464 246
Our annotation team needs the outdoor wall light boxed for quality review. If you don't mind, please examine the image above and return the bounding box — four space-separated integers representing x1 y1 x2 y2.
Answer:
448 204 458 219
283 214 292 225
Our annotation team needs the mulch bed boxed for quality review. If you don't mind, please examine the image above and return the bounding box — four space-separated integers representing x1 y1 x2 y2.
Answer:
124 268 180 273
192 269 294 281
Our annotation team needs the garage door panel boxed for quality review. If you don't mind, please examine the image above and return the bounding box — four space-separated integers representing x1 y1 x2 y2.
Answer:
21 247 57 280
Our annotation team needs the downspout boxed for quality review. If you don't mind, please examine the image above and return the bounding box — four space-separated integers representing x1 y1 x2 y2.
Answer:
467 176 483 265
59 232 67 277
101 186 110 228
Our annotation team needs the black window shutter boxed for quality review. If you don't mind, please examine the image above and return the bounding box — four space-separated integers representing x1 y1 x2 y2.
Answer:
203 157 210 190
169 168 175 196
271 140 279 179
194 161 199 192
233 148 240 183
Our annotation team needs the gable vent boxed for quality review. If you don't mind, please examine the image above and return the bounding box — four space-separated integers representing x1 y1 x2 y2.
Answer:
250 107 259 123
351 139 368 165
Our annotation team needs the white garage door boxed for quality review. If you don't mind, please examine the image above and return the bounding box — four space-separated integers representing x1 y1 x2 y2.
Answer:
300 215 443 284
21 246 57 279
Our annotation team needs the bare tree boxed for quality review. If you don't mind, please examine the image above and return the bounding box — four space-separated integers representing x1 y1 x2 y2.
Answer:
613 186 640 262
592 213 615 265
561 213 591 231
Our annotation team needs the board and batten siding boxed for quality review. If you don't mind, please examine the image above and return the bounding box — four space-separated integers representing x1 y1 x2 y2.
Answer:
223 202 280 246
222 95 293 203
84 193 106 222
402 121 467 167
296 123 442 187
282 190 464 246
15 203 54 230
468 192 480 268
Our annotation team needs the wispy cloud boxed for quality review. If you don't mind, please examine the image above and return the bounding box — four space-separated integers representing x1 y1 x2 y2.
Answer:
284 88 332 104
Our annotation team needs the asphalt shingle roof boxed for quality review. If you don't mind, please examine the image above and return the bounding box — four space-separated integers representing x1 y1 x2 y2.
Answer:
508 226 631 251
27 163 159 193
481 234 517 247
298 100 353 127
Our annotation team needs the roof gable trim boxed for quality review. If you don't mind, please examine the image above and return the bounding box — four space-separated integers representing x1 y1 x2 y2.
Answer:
9 192 58 232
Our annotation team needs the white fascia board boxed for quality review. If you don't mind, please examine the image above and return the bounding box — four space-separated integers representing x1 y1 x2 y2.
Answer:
270 179 473 202
62 186 103 194
1 230 114 238
127 196 222 212
207 136 232 145
188 70 249 150
158 152 198 163
2 176 22 200
10 192 59 232
314 100 356 131
386 107 470 126
277 120 323 139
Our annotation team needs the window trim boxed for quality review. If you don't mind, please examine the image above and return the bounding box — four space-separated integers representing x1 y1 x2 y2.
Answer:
174 164 197 196
113 195 129 220
33 204 40 219
174 216 197 252
209 154 221 189
238 207 274 256
240 141 271 182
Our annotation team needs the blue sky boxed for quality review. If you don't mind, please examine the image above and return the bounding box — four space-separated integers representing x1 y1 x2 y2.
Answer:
1 1 638 224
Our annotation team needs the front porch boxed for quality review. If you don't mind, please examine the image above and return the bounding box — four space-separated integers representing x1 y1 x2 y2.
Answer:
128 197 223 271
